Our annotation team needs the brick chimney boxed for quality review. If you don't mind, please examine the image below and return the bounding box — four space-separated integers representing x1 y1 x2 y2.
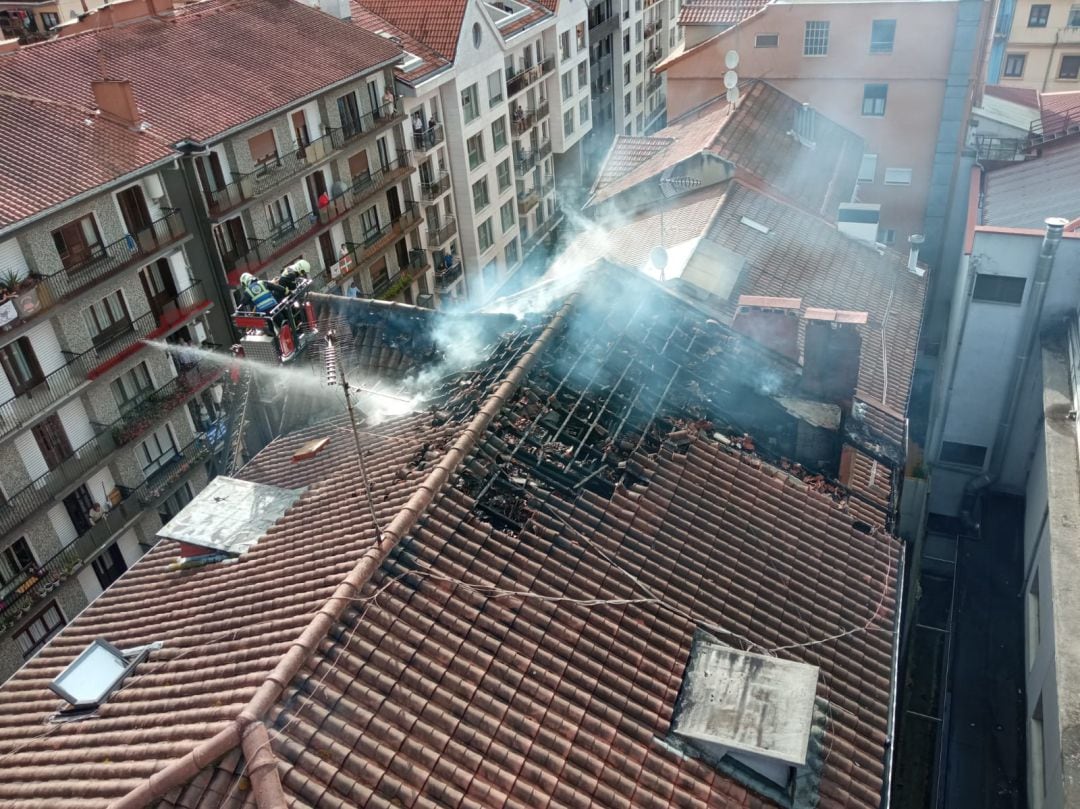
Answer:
801 308 866 404
732 295 802 361
92 79 143 128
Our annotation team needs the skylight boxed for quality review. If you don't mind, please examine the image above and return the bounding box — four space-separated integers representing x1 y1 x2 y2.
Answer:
485 0 529 27
50 639 148 710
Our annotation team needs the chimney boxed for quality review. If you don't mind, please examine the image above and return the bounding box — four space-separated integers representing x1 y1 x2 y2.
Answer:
907 234 925 273
732 295 802 361
92 79 144 129
801 308 866 404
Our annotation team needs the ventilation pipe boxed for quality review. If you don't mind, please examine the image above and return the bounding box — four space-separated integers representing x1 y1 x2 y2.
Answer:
960 217 1068 528
907 234 925 273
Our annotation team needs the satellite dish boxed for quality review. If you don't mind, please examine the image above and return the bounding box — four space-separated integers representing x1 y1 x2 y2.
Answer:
650 246 669 270
726 86 740 104
725 50 739 69
723 70 738 90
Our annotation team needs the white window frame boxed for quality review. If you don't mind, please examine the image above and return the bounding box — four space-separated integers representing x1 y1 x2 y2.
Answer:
883 167 912 186
858 153 878 184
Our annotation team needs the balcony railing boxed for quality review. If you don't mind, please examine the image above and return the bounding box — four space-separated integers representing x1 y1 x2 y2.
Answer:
330 100 405 150
411 123 445 151
517 188 541 215
0 210 186 333
137 433 215 507
204 131 336 218
523 211 561 254
539 139 552 159
329 202 422 284
435 259 464 291
514 149 538 175
427 216 457 245
646 49 661 67
86 281 211 379
512 108 538 135
111 361 226 446
221 154 414 280
370 249 429 300
420 172 451 200
506 56 556 98
647 74 663 95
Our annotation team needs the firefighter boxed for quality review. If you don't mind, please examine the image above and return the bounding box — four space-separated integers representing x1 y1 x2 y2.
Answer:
277 259 311 292
238 273 277 313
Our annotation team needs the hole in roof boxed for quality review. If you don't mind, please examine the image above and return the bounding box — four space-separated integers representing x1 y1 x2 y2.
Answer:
473 22 482 48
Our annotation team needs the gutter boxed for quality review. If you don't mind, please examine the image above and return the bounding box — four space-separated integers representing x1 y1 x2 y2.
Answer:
960 217 1067 527
110 291 580 809
880 544 905 809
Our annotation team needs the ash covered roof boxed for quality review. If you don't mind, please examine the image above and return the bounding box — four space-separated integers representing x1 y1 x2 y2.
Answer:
0 271 901 809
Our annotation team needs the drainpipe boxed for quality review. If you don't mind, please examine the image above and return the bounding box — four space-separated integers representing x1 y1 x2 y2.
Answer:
960 217 1068 527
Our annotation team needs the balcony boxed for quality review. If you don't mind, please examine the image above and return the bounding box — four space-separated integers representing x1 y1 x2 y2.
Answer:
330 100 406 151
222 153 414 283
420 172 451 200
523 211 561 255
410 123 445 152
646 49 661 67
517 188 541 215
427 216 458 245
512 108 538 136
506 56 556 98
86 281 212 380
137 433 215 508
204 130 336 218
111 361 226 446
647 74 663 95
514 149 538 175
435 259 464 291
329 202 423 284
370 249 429 300
0 210 186 334
538 139 552 159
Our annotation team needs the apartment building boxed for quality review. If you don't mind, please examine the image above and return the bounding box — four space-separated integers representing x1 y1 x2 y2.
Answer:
0 0 424 680
352 0 592 300
989 0 1080 91
659 0 988 250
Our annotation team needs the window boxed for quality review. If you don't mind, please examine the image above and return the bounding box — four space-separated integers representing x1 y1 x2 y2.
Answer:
51 214 104 270
1060 55 1080 79
501 199 516 232
973 273 1026 304
564 109 575 135
15 601 64 658
497 158 512 192
337 92 363 137
477 219 494 253
561 30 571 61
488 70 504 106
159 482 194 523
862 83 888 116
883 167 913 185
111 361 154 413
92 542 128 590
360 205 380 238
580 98 590 123
492 118 508 152
467 133 485 170
624 62 630 83
247 129 278 166
1004 53 1027 77
472 22 482 48
858 153 878 184
870 19 895 54
755 34 779 48
1070 4 1080 26
1028 4 1050 26
482 259 499 288
635 20 642 43
636 53 642 74
939 441 987 467
578 61 588 92
576 22 586 51
138 425 178 476
625 93 631 115
506 237 519 267
461 83 480 124
0 337 44 396
40 11 59 28
636 85 643 104
804 21 829 56
84 291 131 346
0 537 35 590
879 228 896 245
265 195 294 232
472 178 491 211
562 70 573 98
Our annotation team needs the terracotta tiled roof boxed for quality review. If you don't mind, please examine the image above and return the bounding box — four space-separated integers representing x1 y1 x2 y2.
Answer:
678 0 766 26
0 273 901 809
1038 90 1080 133
0 0 401 230
351 0 469 61
349 1 452 84
983 84 1039 109
587 81 863 220
983 139 1080 227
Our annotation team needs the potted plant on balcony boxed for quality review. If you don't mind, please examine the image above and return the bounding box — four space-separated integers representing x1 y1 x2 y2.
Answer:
0 269 44 321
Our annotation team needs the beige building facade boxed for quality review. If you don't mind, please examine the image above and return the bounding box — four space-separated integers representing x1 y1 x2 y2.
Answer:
995 0 1080 92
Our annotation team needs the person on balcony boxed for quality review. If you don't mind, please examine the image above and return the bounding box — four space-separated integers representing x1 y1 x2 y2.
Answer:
382 87 396 116
412 112 425 149
238 273 278 313
88 502 105 525
426 115 438 148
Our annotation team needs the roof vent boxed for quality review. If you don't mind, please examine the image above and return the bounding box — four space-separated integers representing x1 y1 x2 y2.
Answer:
792 103 816 148
50 639 157 711
672 634 823 802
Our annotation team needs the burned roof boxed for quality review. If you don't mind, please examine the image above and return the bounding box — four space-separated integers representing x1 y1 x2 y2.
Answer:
0 271 901 809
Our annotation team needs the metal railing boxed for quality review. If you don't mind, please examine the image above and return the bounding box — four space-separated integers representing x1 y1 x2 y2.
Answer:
506 56 556 97
331 100 404 149
2 210 186 333
420 172 450 200
539 139 552 159
512 108 538 135
435 260 464 290
427 216 457 245
1029 103 1080 141
647 74 663 94
221 154 413 276
523 211 560 253
331 202 422 283
137 434 214 507
410 123 444 151
646 49 661 66
517 188 541 215
204 131 337 217
112 362 225 446
514 149 538 174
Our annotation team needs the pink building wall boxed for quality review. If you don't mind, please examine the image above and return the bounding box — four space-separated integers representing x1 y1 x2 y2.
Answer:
662 1 960 244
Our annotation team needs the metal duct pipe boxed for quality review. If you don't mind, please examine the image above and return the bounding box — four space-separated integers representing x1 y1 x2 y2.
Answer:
961 217 1068 527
